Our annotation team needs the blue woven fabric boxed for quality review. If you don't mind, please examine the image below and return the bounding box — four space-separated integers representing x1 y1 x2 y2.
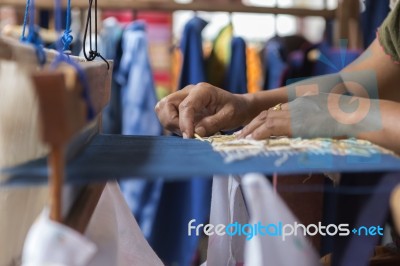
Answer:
2 134 400 187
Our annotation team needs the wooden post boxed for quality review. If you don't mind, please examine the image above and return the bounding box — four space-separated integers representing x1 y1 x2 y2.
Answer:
336 0 362 49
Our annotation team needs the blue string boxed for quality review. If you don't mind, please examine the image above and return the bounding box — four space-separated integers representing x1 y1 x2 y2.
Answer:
20 0 30 41
20 0 46 65
53 0 95 120
61 0 73 52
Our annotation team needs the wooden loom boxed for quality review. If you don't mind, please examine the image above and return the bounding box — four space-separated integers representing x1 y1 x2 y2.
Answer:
0 35 112 230
0 0 384 261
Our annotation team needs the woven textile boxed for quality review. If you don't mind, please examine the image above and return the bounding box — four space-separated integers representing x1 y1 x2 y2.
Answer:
1 135 400 187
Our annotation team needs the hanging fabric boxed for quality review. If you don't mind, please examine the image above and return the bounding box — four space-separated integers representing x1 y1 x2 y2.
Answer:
178 16 208 86
241 173 320 266
205 175 249 265
116 20 163 240
225 37 248 94
262 35 310 90
147 16 212 266
22 183 164 266
361 0 390 48
206 23 233 88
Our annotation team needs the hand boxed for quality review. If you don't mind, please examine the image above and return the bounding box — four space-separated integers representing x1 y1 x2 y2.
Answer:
155 83 254 138
237 93 376 140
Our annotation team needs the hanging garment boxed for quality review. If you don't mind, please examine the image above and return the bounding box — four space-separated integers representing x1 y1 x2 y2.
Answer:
206 24 233 88
205 175 249 266
178 16 208 86
204 174 319 266
102 35 123 135
100 17 123 60
116 20 164 240
225 37 248 94
361 0 390 48
263 35 310 90
149 16 212 266
241 173 320 266
22 183 164 266
101 18 125 135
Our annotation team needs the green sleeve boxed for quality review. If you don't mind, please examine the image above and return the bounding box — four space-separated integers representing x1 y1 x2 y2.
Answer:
378 2 400 63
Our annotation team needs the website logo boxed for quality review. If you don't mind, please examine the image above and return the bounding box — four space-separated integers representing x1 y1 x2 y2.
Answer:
188 219 384 241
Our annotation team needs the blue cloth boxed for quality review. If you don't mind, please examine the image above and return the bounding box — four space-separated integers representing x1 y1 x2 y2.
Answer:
150 16 212 266
311 42 361 76
263 36 310 90
115 21 164 240
263 39 287 90
3 135 400 186
361 0 390 48
178 16 208 87
225 37 247 94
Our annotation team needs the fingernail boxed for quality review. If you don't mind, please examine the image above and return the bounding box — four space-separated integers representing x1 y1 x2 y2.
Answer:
234 130 242 135
245 134 253 140
182 132 189 139
195 126 206 137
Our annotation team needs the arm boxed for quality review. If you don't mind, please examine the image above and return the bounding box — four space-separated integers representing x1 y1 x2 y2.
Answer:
244 39 400 119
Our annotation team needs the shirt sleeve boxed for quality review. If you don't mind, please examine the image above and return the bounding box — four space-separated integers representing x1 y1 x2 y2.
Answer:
378 1 400 63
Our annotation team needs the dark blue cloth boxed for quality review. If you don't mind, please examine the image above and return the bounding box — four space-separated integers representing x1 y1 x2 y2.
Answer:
3 135 400 186
263 36 310 90
150 16 212 266
178 16 208 88
225 37 248 94
361 0 390 48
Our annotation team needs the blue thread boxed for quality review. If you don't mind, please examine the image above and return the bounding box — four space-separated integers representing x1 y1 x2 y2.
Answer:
61 0 73 52
20 0 46 65
20 0 30 41
53 0 95 120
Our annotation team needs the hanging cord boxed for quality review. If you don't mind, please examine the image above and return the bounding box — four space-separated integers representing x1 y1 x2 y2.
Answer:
83 0 109 69
53 0 95 120
61 0 73 53
20 0 46 65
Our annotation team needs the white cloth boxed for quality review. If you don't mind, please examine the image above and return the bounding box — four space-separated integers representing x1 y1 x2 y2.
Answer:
205 176 248 266
22 210 97 266
22 183 164 266
86 183 163 266
390 0 399 10
241 173 320 266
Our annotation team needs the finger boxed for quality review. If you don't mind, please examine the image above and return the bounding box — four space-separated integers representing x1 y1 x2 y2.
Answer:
194 106 233 137
252 112 292 140
238 110 268 139
155 86 193 133
179 84 212 138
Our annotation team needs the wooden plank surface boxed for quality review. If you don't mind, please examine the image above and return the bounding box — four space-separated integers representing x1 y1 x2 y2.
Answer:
0 0 336 18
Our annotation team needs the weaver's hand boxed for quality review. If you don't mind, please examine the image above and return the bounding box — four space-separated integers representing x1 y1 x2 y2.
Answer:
155 83 253 138
237 93 377 140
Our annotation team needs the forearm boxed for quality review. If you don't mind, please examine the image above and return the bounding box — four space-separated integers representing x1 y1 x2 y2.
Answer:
243 39 400 120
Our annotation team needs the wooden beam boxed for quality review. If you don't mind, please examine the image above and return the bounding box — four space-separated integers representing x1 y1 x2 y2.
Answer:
64 184 106 234
0 0 336 18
